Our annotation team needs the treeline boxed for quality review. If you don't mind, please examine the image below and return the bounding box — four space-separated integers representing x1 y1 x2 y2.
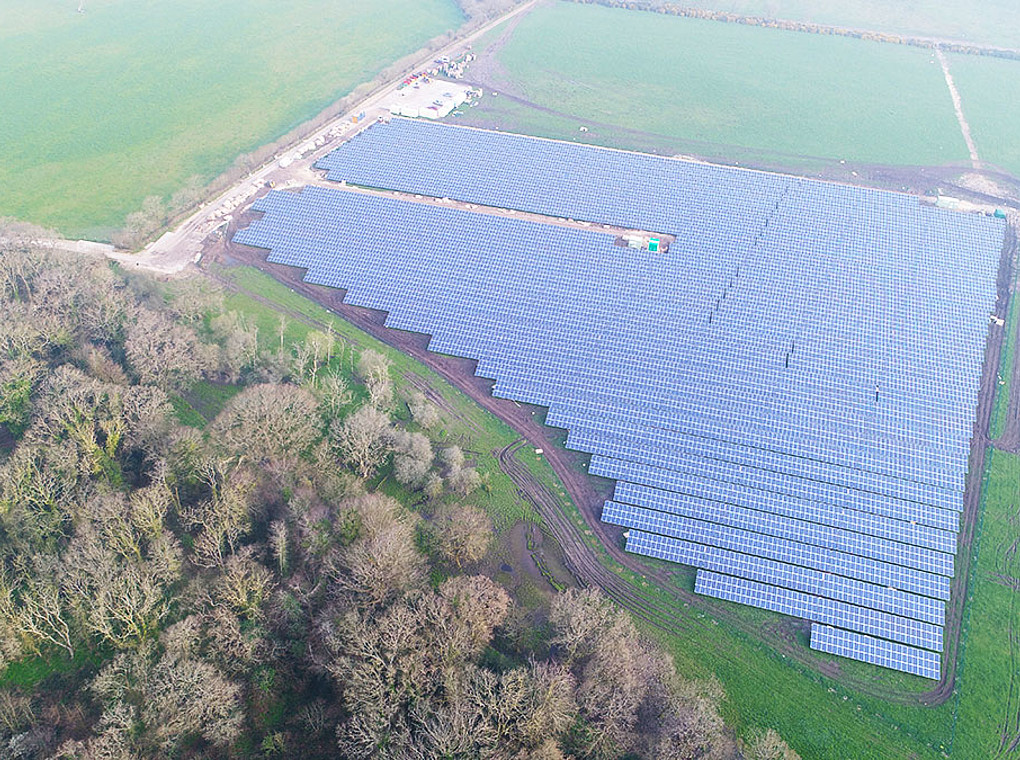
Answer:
568 0 1020 59
455 0 528 21
0 229 797 758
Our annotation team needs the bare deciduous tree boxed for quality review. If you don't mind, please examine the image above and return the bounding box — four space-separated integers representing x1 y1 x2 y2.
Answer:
327 493 424 607
439 575 510 657
356 349 393 408
549 587 619 662
185 463 259 568
448 466 482 496
746 728 801 760
124 307 206 392
91 645 244 753
0 573 75 658
432 504 493 567
439 445 465 473
212 548 275 621
406 390 440 430
210 383 321 462
316 366 353 419
210 311 259 382
330 405 391 479
390 430 433 488
268 520 290 575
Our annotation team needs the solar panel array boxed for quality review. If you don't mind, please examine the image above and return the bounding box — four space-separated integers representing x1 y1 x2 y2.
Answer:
237 118 1005 679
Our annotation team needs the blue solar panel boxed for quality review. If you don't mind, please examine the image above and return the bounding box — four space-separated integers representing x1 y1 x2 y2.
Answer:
623 529 945 626
695 571 941 651
604 503 949 599
234 119 1005 678
811 624 941 680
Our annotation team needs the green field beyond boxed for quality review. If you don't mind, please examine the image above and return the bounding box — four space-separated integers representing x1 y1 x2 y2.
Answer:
675 0 1020 50
466 2 968 169
948 54 1020 180
0 0 461 239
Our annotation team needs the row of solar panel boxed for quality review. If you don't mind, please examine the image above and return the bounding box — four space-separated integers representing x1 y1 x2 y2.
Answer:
622 528 944 626
259 245 975 503
694 570 942 651
810 624 941 680
567 429 959 513
424 291 988 387
322 121 1002 252
565 422 960 506
542 399 966 487
602 502 950 599
312 275 987 473
582 438 957 522
613 479 956 554
472 335 988 398
473 346 984 424
537 390 970 483
491 377 973 471
485 362 978 444
315 238 991 359
449 337 982 447
242 192 991 410
316 121 1002 291
495 377 971 479
320 241 995 375
236 188 971 538
602 495 951 575
592 456 960 533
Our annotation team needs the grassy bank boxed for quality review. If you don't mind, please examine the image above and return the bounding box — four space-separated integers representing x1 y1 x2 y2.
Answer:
991 275 1019 439
950 449 1020 757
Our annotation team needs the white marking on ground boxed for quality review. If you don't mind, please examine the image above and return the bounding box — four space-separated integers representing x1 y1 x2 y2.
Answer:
935 46 980 168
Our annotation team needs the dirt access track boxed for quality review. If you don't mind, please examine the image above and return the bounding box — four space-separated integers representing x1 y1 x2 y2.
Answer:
214 205 1019 705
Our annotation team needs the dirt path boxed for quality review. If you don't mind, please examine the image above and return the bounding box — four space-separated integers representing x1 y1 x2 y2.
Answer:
936 46 981 169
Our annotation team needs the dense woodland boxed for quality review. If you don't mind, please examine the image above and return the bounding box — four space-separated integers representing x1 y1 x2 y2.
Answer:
0 223 796 759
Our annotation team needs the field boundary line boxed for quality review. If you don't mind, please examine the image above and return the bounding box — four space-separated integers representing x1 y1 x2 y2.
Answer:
936 46 981 169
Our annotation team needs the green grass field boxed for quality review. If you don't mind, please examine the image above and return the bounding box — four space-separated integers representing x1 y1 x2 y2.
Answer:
0 0 462 239
671 0 1020 50
948 53 1020 180
951 449 1020 758
461 2 968 169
